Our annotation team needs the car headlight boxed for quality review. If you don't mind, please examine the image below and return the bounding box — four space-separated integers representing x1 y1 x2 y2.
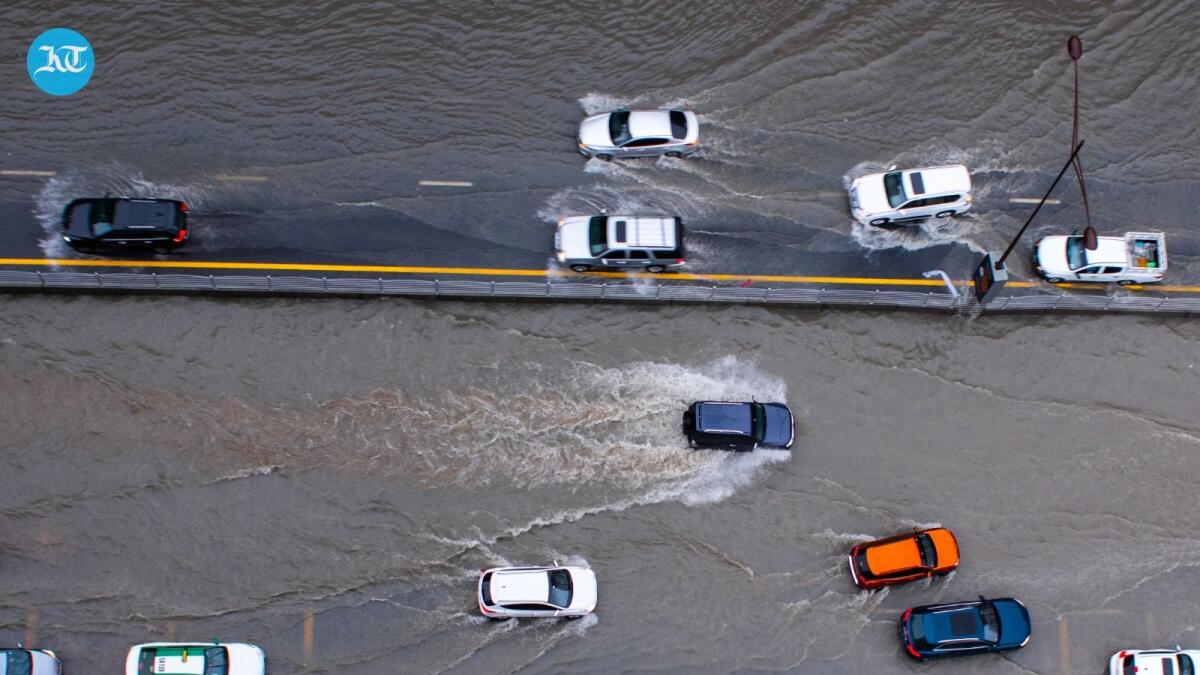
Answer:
62 235 71 242
556 251 566 262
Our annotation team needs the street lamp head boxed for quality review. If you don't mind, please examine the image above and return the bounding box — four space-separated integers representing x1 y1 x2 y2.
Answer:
1068 35 1083 61
1083 225 1098 250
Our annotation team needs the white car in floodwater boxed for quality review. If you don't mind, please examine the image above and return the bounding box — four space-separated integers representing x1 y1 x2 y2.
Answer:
1034 231 1167 284
1109 648 1200 675
125 641 266 675
0 647 61 675
478 565 597 619
577 109 699 160
848 165 973 227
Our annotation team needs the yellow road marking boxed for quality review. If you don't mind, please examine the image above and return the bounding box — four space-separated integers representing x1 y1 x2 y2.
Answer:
303 610 315 665
25 608 37 647
2 257 1199 292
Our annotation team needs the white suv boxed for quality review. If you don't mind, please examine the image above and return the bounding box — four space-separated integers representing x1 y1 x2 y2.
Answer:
477 565 598 619
555 215 685 273
848 165 972 227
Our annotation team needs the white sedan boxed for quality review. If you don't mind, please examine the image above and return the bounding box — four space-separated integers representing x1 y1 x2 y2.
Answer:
125 641 266 675
1109 648 1199 675
577 109 699 160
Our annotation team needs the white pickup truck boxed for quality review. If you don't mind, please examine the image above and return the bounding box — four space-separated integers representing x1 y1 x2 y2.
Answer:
1034 231 1167 285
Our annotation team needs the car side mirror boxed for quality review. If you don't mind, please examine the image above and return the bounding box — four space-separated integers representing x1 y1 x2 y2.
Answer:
978 595 986 603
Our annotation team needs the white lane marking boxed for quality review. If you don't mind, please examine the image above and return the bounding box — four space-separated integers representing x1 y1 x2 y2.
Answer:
0 170 57 177
1009 197 1062 205
418 180 473 187
214 174 269 182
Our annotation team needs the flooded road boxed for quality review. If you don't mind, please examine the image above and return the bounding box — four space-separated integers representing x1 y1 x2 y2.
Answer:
1 294 1198 673
1 0 1198 281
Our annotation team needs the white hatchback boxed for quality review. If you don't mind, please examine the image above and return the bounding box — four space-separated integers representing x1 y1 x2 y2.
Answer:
478 565 597 619
1109 648 1200 675
849 165 972 227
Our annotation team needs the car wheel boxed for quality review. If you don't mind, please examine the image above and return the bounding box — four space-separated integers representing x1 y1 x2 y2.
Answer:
570 264 591 273
646 265 666 273
868 218 889 227
1045 277 1064 284
595 153 613 161
935 210 955 219
1117 279 1135 286
664 151 682 158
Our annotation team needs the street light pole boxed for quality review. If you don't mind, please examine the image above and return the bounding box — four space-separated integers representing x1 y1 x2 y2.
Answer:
998 140 1084 266
972 139 1085 304
1068 34 1097 249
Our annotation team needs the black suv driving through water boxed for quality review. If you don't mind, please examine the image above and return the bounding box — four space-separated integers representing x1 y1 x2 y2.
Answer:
682 401 794 451
61 196 189 251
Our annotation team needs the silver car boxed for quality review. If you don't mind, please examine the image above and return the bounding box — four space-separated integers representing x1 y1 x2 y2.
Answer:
577 109 699 160
477 565 598 619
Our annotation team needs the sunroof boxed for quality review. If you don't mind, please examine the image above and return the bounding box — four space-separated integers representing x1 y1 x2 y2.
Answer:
615 220 627 243
950 611 979 637
910 172 926 195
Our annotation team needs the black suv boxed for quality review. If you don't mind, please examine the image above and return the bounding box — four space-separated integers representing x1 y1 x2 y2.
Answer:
61 196 189 251
682 401 794 451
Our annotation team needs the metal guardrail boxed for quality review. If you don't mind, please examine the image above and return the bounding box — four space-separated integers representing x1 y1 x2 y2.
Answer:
0 270 1197 314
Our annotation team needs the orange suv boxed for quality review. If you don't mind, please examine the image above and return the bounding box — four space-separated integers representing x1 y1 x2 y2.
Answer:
848 527 959 589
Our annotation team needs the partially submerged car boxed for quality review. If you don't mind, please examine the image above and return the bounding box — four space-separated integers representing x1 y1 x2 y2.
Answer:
900 597 1030 661
682 401 794 451
848 165 972 227
0 647 61 675
577 109 699 160
848 527 959 589
125 641 266 675
478 565 598 619
1034 231 1166 284
62 196 189 251
555 215 685 273
1109 648 1200 675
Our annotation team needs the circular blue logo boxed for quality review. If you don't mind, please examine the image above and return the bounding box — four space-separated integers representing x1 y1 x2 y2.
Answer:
27 28 94 96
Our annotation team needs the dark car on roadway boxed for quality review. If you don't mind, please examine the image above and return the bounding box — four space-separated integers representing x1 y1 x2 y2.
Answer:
61 196 189 251
900 597 1031 661
682 401 794 451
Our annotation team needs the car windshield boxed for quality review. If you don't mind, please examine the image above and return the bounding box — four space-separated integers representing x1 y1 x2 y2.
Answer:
909 615 929 647
916 533 937 568
5 651 33 675
978 603 1000 644
751 403 766 441
1066 236 1087 270
883 172 905 208
588 216 607 256
609 111 632 146
547 569 573 608
1180 654 1195 675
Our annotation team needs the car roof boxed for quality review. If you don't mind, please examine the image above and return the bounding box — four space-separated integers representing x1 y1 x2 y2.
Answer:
627 110 673 139
904 165 970 197
1132 652 1190 675
696 401 752 435
1085 237 1128 266
865 537 922 575
490 568 550 603
134 645 222 674
607 217 677 249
